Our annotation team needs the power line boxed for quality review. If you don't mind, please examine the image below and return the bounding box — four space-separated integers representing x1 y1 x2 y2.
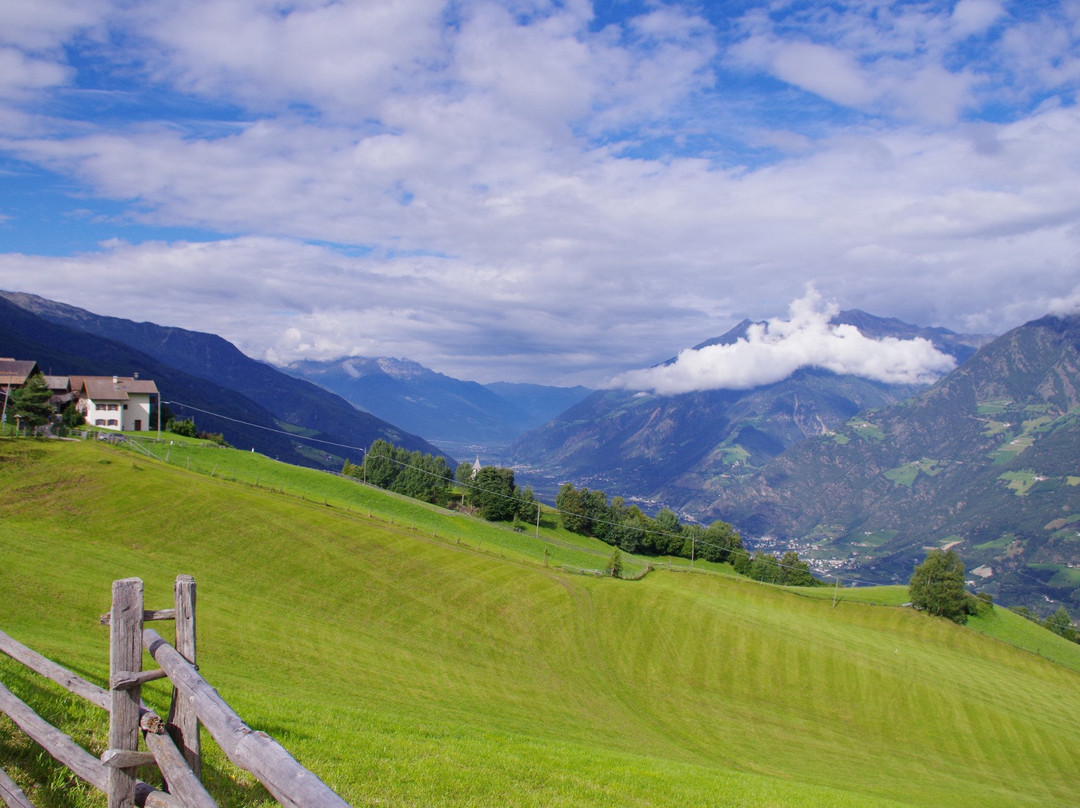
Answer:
161 399 890 588
165 400 372 453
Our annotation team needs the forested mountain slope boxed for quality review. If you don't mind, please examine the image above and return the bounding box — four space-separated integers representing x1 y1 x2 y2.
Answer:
709 314 1080 611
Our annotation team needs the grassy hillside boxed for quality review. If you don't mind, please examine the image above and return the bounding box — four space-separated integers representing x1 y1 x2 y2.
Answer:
2 438 1080 807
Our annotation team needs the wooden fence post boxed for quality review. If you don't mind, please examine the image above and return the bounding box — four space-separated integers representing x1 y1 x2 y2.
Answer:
108 578 146 808
167 574 201 779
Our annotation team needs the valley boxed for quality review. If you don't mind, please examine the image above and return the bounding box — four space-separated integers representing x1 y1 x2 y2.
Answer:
3 290 1078 615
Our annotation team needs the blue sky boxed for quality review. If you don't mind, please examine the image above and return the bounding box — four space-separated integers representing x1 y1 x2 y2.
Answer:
1 0 1079 386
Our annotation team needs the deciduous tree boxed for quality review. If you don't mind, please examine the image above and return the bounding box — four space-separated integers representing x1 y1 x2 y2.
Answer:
909 549 969 623
1044 605 1077 642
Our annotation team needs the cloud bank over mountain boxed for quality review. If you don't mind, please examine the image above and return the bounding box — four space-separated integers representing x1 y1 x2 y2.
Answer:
608 291 958 395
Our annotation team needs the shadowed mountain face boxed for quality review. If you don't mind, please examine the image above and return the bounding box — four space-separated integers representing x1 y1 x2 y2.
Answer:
704 314 1080 610
0 291 450 468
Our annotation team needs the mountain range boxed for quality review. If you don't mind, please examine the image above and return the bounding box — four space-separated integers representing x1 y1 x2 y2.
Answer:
281 356 590 458
508 311 990 502
0 291 448 469
708 313 1080 610
4 288 1078 612
508 311 1080 612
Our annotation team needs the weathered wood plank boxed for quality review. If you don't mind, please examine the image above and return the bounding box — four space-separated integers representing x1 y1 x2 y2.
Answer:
0 678 180 808
0 626 213 807
167 574 201 779
145 629 350 808
109 578 144 808
100 610 176 626
143 731 218 808
102 750 157 769
0 765 34 808
111 669 169 690
0 677 107 790
0 628 110 711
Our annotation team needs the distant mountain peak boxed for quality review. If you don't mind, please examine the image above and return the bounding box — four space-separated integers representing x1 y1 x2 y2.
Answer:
611 307 992 396
374 357 429 380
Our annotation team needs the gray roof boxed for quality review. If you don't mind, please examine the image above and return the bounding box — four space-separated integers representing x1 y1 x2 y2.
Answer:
0 359 39 387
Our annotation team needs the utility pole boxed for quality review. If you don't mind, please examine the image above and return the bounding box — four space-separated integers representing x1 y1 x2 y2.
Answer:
0 382 9 434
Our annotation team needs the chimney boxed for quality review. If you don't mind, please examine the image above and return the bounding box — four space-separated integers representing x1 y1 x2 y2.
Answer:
112 375 118 385
133 372 139 379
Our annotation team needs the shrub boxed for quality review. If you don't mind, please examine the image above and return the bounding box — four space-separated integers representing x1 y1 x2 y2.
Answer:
166 418 198 438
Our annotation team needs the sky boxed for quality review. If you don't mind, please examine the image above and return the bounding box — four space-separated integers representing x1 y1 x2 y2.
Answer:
1 0 1079 388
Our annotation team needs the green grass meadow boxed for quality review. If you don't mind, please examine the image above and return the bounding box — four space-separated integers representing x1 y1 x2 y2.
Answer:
2 437 1080 807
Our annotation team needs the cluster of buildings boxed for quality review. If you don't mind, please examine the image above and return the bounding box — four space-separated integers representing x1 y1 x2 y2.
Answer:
0 357 160 432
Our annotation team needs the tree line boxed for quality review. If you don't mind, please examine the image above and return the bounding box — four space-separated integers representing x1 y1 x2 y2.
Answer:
342 441 538 524
345 442 818 586
555 483 817 585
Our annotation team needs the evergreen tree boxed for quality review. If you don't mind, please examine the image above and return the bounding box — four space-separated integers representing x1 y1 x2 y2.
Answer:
363 440 400 489
648 508 681 555
11 372 54 432
61 402 85 429
607 546 623 578
513 486 540 524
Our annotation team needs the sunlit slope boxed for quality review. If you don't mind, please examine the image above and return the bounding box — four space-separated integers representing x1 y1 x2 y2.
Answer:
2 439 1079 808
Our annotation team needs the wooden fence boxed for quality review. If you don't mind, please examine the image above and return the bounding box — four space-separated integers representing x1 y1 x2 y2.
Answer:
0 575 349 808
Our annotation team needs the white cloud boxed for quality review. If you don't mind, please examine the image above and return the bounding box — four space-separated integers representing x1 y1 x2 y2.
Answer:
1047 289 1080 318
0 0 105 50
724 1 1045 124
131 0 447 118
950 0 1005 37
769 41 876 107
607 290 958 395
0 2 1079 385
0 48 69 99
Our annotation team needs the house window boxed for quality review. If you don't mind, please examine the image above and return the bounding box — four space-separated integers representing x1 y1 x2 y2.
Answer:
95 419 105 426
123 404 128 410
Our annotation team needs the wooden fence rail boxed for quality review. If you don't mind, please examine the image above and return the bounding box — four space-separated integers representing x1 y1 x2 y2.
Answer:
0 576 349 808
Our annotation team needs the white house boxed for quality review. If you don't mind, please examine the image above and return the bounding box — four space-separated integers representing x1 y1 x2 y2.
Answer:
72 375 159 432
